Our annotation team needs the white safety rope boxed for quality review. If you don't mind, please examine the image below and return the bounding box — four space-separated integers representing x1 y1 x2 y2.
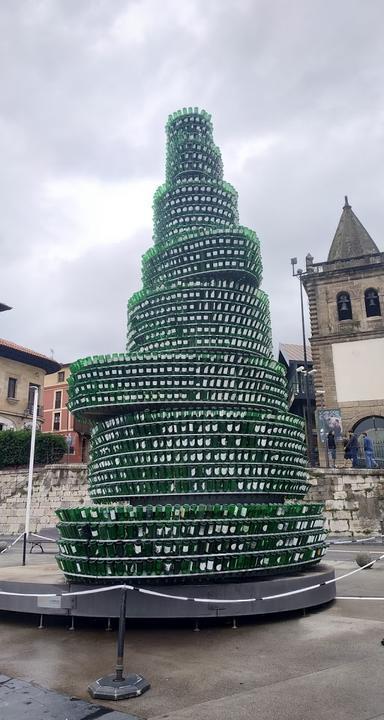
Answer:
0 552 382 603
0 533 25 555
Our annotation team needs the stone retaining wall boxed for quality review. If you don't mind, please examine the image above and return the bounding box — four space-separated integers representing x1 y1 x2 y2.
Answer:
307 468 384 535
1 464 384 536
0 464 89 535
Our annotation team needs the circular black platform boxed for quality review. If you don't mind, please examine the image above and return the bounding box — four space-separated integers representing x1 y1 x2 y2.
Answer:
0 563 335 619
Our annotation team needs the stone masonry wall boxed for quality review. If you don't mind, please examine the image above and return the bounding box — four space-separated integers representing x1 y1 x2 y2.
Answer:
307 468 384 535
0 464 89 535
1 464 384 536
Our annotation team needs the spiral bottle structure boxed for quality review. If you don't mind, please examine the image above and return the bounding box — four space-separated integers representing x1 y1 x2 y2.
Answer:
56 108 326 584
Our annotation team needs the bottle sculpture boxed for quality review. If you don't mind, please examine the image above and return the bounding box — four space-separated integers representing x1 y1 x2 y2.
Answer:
56 108 327 584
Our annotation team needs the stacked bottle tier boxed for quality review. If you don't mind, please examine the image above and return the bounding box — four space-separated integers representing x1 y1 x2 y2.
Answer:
142 227 261 294
166 136 223 183
67 352 287 418
56 501 326 584
128 279 269 355
165 109 220 185
166 108 213 144
84 409 309 504
153 179 239 242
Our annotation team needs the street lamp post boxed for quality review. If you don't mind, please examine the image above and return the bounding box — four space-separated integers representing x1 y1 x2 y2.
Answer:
290 259 316 466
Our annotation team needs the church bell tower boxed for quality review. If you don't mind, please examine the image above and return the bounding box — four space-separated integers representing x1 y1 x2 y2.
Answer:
303 197 384 464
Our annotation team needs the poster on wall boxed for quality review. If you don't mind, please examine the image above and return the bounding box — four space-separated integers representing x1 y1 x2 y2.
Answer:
317 409 343 444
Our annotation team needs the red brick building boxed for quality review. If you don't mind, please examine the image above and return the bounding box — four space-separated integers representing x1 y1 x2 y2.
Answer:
43 364 90 463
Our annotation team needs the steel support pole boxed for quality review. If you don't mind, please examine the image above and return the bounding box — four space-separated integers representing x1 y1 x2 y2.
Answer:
115 587 127 682
88 587 150 700
22 387 39 566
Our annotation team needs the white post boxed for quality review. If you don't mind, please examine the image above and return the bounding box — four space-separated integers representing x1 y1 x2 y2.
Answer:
22 386 39 565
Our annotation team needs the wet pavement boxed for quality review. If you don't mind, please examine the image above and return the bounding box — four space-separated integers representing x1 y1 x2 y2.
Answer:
1 538 384 720
0 673 138 719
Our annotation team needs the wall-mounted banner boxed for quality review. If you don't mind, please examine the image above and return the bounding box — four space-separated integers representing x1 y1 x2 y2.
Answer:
317 409 343 443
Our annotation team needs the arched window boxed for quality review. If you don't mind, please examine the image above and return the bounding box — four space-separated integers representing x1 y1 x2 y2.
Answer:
364 288 381 317
353 415 384 435
337 291 352 321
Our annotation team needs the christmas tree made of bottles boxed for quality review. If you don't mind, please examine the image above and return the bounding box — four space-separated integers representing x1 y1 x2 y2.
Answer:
56 108 326 584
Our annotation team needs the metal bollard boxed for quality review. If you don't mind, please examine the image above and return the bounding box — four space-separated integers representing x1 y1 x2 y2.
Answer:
88 587 150 700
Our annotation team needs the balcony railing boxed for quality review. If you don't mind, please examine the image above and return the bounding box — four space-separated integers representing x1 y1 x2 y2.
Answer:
357 441 384 469
73 418 91 436
287 375 315 401
25 404 44 418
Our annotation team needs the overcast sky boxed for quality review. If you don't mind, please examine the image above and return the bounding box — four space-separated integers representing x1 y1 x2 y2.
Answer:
1 0 383 363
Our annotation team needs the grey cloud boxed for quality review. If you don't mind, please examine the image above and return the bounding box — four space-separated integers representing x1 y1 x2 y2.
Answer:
1 231 146 362
1 0 384 361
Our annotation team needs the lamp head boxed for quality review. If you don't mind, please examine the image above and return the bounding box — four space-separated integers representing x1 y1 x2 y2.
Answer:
290 257 298 276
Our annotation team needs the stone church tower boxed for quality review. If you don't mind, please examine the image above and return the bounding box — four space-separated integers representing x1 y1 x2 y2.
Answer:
302 197 384 463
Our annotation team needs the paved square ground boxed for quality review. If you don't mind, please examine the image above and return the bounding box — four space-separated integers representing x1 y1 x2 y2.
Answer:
0 540 384 720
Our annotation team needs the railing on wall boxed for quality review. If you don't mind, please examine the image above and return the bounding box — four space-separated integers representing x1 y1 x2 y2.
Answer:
357 441 384 469
25 404 44 418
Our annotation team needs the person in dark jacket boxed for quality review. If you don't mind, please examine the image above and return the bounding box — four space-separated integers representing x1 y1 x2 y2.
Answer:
363 432 379 469
327 430 336 467
348 431 359 468
343 435 352 467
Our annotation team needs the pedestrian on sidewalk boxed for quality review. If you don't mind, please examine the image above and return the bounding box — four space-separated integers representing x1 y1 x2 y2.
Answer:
363 432 379 469
343 434 351 467
327 430 337 467
348 431 359 468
